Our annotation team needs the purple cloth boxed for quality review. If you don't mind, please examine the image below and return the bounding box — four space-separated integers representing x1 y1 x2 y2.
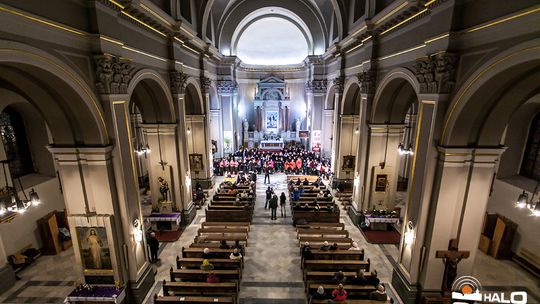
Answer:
68 286 124 298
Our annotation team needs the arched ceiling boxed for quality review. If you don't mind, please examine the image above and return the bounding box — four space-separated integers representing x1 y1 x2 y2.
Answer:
201 0 345 61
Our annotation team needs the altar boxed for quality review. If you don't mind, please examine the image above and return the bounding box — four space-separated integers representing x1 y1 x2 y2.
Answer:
260 139 284 151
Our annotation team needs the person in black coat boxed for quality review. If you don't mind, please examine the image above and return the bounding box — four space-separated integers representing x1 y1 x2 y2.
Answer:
147 232 160 263
279 192 287 217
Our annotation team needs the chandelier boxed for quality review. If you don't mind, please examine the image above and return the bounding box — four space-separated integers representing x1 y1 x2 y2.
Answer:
515 182 540 217
0 160 41 223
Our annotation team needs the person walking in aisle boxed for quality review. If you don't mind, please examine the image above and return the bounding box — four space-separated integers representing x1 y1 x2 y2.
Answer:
279 192 287 217
265 186 273 209
269 194 278 220
147 231 160 263
264 165 271 184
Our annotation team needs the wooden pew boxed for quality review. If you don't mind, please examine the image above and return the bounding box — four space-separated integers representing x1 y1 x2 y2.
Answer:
307 249 365 261
181 247 236 258
169 268 241 282
310 299 390 304
162 280 238 296
197 228 249 236
303 259 371 272
205 210 252 222
201 222 250 230
154 295 234 304
297 229 349 238
207 205 250 211
297 223 345 230
293 211 340 224
194 234 249 246
304 270 373 282
307 283 376 299
176 257 242 270
298 236 353 244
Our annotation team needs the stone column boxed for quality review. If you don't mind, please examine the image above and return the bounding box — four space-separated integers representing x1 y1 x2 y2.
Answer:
330 90 343 174
201 88 215 187
101 96 154 302
352 94 371 212
141 124 180 212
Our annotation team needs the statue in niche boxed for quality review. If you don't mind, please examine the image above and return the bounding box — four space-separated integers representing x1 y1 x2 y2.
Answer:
157 177 170 202
295 118 301 131
243 119 249 132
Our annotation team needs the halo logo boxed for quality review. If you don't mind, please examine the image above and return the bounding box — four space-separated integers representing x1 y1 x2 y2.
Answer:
451 276 528 304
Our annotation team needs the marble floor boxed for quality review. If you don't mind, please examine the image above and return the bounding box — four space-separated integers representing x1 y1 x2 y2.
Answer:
0 173 538 303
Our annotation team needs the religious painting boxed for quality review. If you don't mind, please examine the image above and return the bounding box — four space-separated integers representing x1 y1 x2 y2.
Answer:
76 227 112 271
266 111 278 129
375 174 388 192
189 153 204 171
342 155 355 171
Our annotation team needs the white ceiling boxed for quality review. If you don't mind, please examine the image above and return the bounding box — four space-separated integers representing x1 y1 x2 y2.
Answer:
235 17 309 65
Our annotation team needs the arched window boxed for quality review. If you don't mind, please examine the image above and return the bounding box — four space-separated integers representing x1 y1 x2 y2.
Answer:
0 107 33 177
521 113 540 180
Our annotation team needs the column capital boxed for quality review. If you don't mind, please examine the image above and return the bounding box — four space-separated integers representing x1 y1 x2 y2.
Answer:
47 145 114 163
140 123 178 134
99 94 130 103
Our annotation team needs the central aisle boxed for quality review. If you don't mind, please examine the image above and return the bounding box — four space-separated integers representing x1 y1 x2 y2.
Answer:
238 173 306 304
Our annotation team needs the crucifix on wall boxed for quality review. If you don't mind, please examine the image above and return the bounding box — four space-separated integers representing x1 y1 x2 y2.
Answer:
435 238 470 295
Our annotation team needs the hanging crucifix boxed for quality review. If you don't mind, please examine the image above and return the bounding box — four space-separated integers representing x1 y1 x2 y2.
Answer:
435 238 470 295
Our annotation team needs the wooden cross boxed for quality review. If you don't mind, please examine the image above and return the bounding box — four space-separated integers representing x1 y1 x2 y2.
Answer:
435 238 470 295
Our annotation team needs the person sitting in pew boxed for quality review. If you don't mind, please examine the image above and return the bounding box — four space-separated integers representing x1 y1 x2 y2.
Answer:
220 240 230 249
233 240 244 256
302 242 314 260
333 270 346 284
351 269 368 285
323 189 331 197
248 190 254 199
369 284 388 301
200 259 214 271
295 178 302 186
332 203 339 213
311 178 322 187
317 190 324 198
303 178 310 186
228 188 237 195
202 248 213 259
331 284 348 302
330 242 339 251
320 241 331 251
348 241 361 251
229 248 242 260
366 270 380 286
206 271 220 283
311 286 329 300
292 188 301 201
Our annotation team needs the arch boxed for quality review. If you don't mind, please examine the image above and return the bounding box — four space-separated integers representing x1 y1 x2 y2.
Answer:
341 76 361 115
441 40 540 147
216 0 327 57
230 7 314 55
0 40 108 146
371 67 420 123
184 78 205 115
128 69 176 123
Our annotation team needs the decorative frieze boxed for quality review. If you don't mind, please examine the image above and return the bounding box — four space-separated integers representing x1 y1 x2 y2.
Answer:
358 70 376 94
216 80 238 94
413 53 458 94
305 79 328 93
170 70 188 94
94 54 133 95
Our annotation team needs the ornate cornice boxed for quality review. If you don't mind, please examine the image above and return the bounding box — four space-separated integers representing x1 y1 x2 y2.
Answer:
305 79 328 93
217 80 238 94
413 52 458 94
170 70 188 94
94 54 133 95
358 70 376 94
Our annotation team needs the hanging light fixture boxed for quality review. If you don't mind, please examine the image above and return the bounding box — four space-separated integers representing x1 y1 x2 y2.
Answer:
0 160 41 218
398 107 415 156
516 190 528 208
29 188 40 206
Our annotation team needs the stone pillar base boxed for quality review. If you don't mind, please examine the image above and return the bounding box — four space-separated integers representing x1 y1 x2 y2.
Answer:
347 204 361 227
392 267 424 304
183 202 197 226
0 265 15 295
126 265 155 304
193 176 215 189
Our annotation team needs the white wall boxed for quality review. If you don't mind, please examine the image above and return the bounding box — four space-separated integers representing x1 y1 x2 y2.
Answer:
0 177 65 256
486 178 540 254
